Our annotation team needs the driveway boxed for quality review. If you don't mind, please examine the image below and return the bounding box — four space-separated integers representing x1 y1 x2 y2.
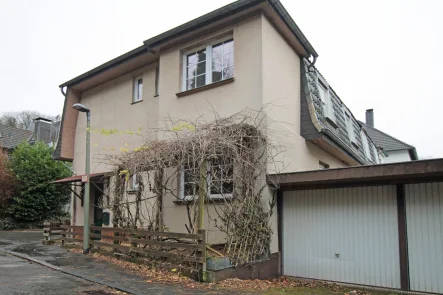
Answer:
0 231 249 295
0 231 115 295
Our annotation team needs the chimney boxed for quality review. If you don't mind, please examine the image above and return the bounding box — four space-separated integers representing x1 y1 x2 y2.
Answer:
33 117 53 143
365 109 374 127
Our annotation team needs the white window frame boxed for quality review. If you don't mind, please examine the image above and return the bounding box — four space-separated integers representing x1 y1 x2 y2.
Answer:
361 130 371 159
179 159 234 200
181 36 234 92
127 174 139 191
373 145 381 164
343 109 357 145
133 75 143 102
317 79 337 125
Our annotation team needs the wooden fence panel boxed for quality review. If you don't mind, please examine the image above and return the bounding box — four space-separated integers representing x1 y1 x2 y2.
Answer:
46 225 207 270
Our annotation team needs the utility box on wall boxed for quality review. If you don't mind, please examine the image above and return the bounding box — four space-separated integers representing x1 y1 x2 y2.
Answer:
102 209 112 227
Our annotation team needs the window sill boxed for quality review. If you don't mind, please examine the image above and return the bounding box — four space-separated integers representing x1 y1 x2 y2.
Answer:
173 195 233 205
176 77 235 98
131 100 143 105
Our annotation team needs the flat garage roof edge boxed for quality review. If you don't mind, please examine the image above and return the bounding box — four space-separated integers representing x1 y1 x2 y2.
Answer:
268 158 443 189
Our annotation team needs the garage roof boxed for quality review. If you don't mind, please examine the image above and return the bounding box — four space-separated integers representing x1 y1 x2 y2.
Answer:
268 158 443 190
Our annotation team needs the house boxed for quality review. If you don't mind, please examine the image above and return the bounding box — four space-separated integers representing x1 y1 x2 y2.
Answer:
0 117 60 154
0 124 33 153
52 0 442 293
359 109 418 163
28 117 61 147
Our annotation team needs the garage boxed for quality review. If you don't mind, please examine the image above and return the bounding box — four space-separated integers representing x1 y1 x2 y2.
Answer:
406 182 443 294
272 159 443 292
282 186 400 288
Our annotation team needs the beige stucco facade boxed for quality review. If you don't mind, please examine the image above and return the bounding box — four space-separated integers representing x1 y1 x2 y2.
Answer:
69 13 347 254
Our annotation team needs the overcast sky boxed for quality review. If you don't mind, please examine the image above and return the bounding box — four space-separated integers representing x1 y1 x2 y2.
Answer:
0 0 442 158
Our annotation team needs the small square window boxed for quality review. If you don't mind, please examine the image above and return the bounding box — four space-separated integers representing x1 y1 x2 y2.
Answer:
127 174 139 191
133 76 143 102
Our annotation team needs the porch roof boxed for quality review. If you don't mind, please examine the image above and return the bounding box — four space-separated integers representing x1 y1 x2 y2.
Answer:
267 158 443 190
53 172 109 184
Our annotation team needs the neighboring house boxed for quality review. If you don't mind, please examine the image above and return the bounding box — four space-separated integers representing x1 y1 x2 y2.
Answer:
0 117 60 154
359 109 418 163
52 0 441 293
0 124 33 153
28 117 60 147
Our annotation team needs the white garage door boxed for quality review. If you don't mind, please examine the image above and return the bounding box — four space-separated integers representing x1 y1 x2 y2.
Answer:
283 186 401 288
406 182 443 294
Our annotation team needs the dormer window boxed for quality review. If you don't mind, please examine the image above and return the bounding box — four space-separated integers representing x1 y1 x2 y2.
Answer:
361 130 371 159
318 80 337 127
182 37 234 91
344 111 357 147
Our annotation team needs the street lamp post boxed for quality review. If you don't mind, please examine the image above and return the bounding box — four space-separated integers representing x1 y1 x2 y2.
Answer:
73 103 91 254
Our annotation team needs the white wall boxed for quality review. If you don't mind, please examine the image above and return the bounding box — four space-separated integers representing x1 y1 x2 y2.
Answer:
384 150 411 163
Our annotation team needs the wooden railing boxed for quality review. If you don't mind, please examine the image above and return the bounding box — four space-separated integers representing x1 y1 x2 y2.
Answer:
58 225 206 266
42 222 64 245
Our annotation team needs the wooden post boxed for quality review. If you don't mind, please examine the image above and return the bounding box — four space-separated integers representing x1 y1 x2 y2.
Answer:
42 222 51 245
198 229 207 282
198 162 206 231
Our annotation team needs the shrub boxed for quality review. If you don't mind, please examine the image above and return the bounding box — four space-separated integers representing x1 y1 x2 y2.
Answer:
0 150 16 216
7 142 72 224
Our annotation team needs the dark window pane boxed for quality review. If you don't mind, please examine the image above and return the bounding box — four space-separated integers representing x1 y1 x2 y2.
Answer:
222 181 234 194
197 49 206 62
184 183 193 196
196 61 206 75
212 70 222 83
196 75 206 87
210 183 220 195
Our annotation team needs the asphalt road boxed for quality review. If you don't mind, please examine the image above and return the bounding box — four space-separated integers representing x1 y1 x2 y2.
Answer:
0 231 114 295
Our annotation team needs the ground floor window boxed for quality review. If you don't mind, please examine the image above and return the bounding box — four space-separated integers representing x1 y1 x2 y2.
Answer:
180 156 234 200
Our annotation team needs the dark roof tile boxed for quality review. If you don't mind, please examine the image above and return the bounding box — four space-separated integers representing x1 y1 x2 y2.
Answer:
0 124 33 149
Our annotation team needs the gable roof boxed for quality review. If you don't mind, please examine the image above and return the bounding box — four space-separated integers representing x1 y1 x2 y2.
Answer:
0 124 33 150
359 121 418 159
59 0 318 89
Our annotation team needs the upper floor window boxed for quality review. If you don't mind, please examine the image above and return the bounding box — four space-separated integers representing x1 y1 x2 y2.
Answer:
361 130 371 159
318 80 337 127
344 111 357 146
182 38 234 91
133 75 143 102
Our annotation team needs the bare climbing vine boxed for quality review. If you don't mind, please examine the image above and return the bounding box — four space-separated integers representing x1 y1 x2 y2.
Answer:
100 108 283 266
